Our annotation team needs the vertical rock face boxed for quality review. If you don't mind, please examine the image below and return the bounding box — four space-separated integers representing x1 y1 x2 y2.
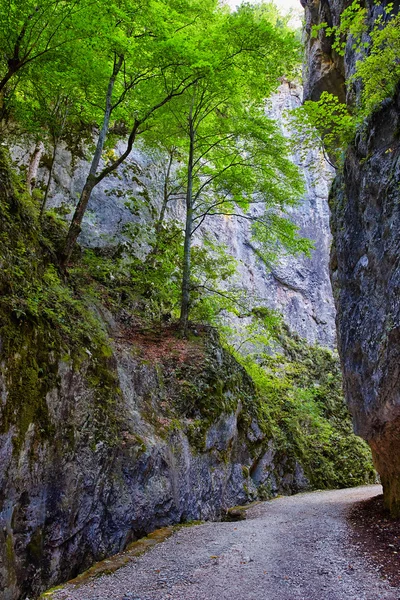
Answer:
302 0 400 513
207 81 335 347
0 323 306 600
11 82 335 348
0 79 345 597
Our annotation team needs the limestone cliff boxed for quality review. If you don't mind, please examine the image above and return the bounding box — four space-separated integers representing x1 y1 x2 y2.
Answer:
302 0 400 513
0 189 304 600
10 83 336 348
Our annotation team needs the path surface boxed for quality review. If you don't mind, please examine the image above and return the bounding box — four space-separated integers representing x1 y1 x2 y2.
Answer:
52 485 399 600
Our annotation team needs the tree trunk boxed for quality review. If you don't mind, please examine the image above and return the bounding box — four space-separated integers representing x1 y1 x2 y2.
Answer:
179 119 195 336
40 143 57 217
26 141 44 194
62 176 96 263
155 149 175 236
0 63 20 99
41 101 69 218
61 55 123 267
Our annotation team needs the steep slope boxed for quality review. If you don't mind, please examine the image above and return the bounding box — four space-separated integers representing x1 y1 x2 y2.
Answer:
302 0 400 514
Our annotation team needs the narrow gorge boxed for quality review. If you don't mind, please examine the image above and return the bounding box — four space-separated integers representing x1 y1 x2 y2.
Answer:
0 0 399 598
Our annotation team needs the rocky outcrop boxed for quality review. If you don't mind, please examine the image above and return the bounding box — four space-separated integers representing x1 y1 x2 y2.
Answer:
0 151 313 598
302 0 400 513
212 82 335 347
0 133 375 599
0 321 309 600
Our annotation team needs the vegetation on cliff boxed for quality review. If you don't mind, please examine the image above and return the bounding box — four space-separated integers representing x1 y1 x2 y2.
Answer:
292 0 400 166
0 0 312 333
0 2 383 596
0 2 377 579
0 136 374 488
234 332 375 490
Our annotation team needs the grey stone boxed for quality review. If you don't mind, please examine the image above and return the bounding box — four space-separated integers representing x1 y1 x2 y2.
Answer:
10 84 336 348
1 81 335 599
0 330 308 599
302 0 400 512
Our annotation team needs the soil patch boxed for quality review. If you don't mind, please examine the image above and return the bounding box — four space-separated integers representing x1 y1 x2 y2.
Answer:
117 324 208 363
348 494 400 587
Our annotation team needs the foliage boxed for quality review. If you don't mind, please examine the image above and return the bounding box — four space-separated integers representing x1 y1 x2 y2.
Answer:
353 11 400 115
121 219 184 324
0 0 312 328
151 54 309 328
76 221 246 329
0 0 93 91
289 92 356 167
232 330 376 489
311 0 368 56
189 238 242 323
0 147 109 352
300 1 400 164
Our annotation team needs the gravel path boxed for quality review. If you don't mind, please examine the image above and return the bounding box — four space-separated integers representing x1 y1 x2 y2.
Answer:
52 485 399 600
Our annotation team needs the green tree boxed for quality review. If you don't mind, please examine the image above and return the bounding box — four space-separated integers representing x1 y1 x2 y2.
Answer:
149 3 308 334
0 0 94 108
9 70 81 211
299 1 400 164
289 91 356 168
61 0 219 266
353 11 400 116
177 98 308 334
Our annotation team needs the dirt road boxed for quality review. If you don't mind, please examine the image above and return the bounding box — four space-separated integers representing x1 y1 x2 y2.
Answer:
51 485 399 600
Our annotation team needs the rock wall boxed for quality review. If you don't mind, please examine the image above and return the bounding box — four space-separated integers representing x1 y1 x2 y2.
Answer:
1 148 317 599
0 326 309 600
11 83 336 348
0 95 367 597
214 81 335 347
302 0 400 513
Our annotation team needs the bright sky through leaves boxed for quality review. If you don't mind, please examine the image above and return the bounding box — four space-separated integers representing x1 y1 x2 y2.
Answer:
225 0 303 26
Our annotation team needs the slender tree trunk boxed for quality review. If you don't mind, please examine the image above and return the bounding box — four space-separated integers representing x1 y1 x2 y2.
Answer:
0 64 20 98
179 118 195 336
155 149 175 236
26 140 44 194
144 151 176 277
40 142 57 217
62 175 97 261
61 55 123 267
41 102 69 218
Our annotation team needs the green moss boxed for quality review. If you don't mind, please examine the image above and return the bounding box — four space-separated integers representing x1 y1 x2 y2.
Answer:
26 528 43 565
234 328 376 490
5 534 14 567
0 146 120 455
40 527 176 596
242 465 250 478
3 532 17 588
0 320 59 453
257 482 274 500
186 419 209 453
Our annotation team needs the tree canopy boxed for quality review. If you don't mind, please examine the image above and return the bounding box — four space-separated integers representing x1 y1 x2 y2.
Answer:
0 0 310 334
